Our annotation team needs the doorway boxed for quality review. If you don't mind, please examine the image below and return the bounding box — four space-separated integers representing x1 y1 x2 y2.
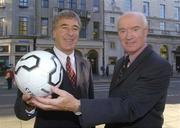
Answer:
87 50 98 74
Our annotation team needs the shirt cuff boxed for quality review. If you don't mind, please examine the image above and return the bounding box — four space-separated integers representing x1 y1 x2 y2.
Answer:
25 109 36 116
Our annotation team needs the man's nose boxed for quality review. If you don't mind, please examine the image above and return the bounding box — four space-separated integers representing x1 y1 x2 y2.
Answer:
67 28 74 36
126 30 133 39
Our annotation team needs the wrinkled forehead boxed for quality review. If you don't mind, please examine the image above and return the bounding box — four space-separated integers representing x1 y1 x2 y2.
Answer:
56 17 79 25
53 17 80 31
118 13 147 28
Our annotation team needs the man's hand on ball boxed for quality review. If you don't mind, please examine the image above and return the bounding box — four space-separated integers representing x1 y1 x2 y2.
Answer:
22 94 36 110
31 86 80 113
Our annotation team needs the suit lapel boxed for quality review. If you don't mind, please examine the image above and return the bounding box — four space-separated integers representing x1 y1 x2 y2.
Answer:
75 55 89 97
75 55 81 87
110 46 153 91
110 59 124 89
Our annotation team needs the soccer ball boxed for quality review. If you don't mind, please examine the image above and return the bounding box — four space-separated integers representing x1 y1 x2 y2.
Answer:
14 50 63 96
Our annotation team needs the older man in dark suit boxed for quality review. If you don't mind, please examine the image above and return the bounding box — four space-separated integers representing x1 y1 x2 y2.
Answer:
14 10 94 128
30 12 171 128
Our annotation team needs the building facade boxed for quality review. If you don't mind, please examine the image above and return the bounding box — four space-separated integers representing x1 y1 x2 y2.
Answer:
0 0 104 75
1 0 180 76
104 0 180 74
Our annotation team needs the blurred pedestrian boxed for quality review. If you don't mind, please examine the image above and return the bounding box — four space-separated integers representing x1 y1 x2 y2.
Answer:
100 65 105 76
4 67 14 90
106 65 109 77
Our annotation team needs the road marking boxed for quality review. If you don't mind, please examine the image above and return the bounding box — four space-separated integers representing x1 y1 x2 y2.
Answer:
0 94 16 96
0 104 14 108
168 94 180 96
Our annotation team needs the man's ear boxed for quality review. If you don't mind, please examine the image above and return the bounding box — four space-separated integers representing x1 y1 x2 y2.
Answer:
52 30 56 40
52 31 55 39
144 27 148 36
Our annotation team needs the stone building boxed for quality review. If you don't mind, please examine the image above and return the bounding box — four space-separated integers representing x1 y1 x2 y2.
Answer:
0 0 104 75
0 0 180 76
103 0 180 74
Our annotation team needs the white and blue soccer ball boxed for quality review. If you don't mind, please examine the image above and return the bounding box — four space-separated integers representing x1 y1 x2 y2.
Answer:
15 50 63 96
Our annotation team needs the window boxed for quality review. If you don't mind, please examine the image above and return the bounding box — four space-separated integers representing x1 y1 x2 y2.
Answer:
58 0 64 8
108 57 117 64
19 16 28 35
41 0 48 8
143 1 149 16
110 17 115 24
160 22 165 30
93 0 99 12
147 20 150 27
160 4 165 18
0 0 5 7
19 0 28 8
0 45 8 52
79 20 86 38
175 23 180 32
67 0 77 9
110 42 115 49
80 0 86 10
124 0 132 11
111 0 116 7
0 56 9 69
0 17 7 36
15 56 22 64
174 7 180 20
160 45 168 60
15 45 30 52
0 0 4 5
0 18 3 36
69 0 77 9
93 22 99 40
41 18 48 36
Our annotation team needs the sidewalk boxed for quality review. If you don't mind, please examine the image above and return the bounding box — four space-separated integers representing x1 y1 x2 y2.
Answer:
0 76 180 128
0 104 179 128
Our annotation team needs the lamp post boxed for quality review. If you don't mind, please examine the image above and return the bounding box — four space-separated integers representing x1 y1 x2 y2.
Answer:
33 0 38 50
102 0 105 75
33 36 37 50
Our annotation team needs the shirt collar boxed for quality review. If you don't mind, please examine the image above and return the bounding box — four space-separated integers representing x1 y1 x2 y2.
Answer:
53 46 75 69
127 43 147 64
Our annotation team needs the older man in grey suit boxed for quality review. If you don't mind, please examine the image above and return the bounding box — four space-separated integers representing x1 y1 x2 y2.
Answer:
14 10 94 128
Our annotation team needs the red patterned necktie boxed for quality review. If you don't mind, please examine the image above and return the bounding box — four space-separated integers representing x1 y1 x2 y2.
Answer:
66 56 76 86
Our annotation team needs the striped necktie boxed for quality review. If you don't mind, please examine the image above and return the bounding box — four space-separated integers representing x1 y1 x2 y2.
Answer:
66 56 76 86
120 55 130 76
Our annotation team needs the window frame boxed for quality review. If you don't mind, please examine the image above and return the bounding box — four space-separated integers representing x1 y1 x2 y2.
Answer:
19 16 28 35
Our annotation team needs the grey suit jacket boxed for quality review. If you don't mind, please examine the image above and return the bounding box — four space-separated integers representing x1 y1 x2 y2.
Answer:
80 46 171 128
14 49 94 121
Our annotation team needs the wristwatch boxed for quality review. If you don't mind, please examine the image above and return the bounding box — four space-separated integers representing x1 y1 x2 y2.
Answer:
75 111 82 116
74 101 82 116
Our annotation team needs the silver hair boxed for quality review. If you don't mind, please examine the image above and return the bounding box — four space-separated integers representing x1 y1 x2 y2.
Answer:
117 11 148 28
52 10 82 31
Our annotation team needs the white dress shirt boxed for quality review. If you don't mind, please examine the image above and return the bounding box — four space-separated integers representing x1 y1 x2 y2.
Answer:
53 46 76 73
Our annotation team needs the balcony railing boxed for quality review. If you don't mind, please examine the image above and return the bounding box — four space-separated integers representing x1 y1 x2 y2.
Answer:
148 29 180 36
53 7 91 19
103 26 180 37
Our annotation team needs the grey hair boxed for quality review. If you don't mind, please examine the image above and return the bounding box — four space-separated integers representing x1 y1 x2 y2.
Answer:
52 10 82 31
117 11 148 28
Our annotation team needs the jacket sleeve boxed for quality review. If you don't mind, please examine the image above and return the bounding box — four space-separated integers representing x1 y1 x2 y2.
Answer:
79 58 171 127
14 89 36 120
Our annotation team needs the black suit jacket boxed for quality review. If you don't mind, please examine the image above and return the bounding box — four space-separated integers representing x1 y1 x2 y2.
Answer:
80 46 171 128
14 49 94 128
